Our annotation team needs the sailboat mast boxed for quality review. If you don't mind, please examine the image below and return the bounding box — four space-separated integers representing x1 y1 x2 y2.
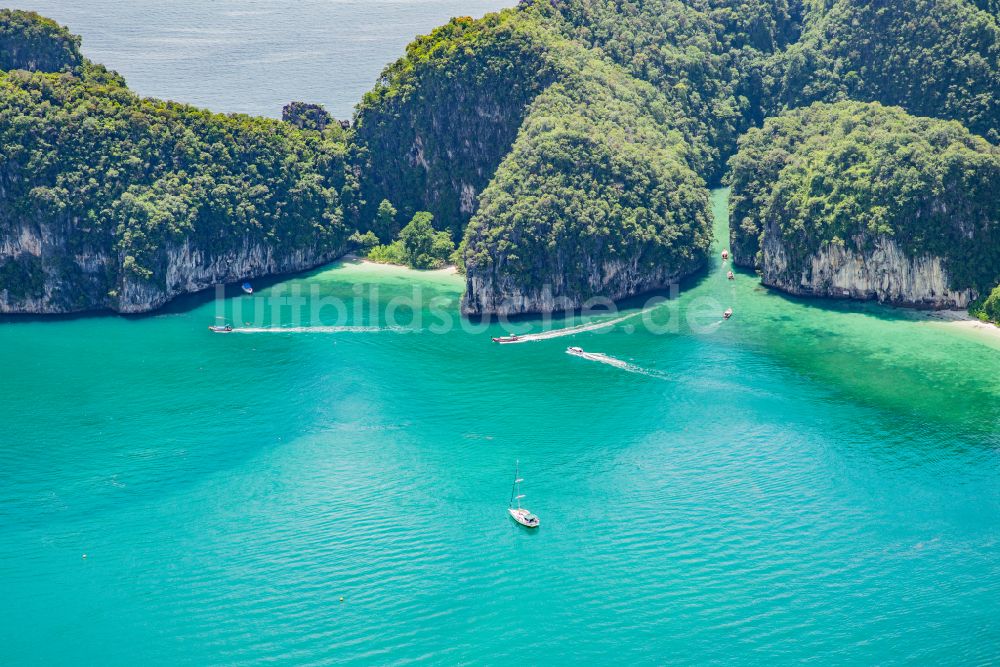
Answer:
510 460 518 508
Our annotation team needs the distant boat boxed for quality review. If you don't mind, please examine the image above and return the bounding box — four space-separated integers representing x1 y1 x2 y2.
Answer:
721 249 729 260
724 308 734 320
727 271 735 281
492 334 521 344
508 460 539 528
241 282 253 295
209 316 233 334
566 346 586 357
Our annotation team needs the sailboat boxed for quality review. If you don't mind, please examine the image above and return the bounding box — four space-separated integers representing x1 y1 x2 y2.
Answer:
508 460 540 528
208 316 233 333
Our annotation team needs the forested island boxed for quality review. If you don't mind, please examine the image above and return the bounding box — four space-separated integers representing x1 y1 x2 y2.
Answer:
0 2 997 319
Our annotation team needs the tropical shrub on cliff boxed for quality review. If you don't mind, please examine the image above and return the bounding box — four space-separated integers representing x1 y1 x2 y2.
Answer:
727 101 1000 294
974 284 1000 323
0 9 82 73
770 0 1000 142
530 0 807 178
366 211 456 269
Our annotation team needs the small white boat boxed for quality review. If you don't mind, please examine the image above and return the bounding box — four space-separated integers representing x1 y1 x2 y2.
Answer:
209 316 233 333
723 308 734 320
508 460 539 528
492 334 521 344
566 346 586 357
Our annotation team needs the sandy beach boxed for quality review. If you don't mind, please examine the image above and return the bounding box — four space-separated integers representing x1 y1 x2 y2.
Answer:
343 253 459 275
919 309 1000 345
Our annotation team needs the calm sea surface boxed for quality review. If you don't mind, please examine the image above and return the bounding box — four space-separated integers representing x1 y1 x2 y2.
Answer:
15 0 513 119
1 4 1000 663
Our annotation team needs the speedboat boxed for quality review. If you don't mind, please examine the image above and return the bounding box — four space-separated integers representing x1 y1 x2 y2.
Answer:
492 334 521 344
566 346 586 357
508 461 539 528
723 308 734 320
241 282 253 295
727 271 735 281
209 316 234 333
721 249 729 260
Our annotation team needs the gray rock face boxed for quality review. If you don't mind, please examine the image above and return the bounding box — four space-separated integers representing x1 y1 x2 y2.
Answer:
0 222 345 314
760 227 976 309
462 256 701 316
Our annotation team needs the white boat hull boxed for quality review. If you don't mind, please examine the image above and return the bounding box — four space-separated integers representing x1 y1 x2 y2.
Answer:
508 507 539 528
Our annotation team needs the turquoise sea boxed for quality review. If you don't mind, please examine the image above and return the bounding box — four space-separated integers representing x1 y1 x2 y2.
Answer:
2 189 999 664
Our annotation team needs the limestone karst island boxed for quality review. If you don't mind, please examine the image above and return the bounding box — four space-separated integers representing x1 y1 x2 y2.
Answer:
1 1 999 664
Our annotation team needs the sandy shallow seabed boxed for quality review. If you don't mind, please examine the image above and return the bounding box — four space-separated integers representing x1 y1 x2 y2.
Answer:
921 309 1000 349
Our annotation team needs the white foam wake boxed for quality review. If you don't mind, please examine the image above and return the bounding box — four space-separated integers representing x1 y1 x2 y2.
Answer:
501 305 660 344
232 325 412 334
567 350 669 379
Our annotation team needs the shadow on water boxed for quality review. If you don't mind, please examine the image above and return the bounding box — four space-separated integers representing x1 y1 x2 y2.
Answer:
752 282 925 324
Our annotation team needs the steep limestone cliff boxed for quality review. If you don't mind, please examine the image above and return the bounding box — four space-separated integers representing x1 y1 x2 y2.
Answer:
760 228 976 308
0 226 345 314
464 256 700 316
115 238 345 314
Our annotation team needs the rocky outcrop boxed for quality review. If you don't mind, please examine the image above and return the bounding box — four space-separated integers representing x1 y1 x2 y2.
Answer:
760 229 977 309
113 238 346 314
458 39 715 317
463 256 700 316
0 10 83 73
282 101 334 132
352 12 560 237
0 222 346 314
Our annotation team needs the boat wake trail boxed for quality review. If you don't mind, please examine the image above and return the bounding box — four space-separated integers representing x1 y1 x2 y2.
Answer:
503 307 657 344
232 325 413 334
569 351 669 379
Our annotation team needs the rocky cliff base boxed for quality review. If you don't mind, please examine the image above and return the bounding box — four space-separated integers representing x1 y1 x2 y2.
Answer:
0 229 345 315
761 231 976 309
462 257 701 317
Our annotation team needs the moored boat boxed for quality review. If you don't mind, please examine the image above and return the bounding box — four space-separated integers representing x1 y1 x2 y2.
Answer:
508 460 539 528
